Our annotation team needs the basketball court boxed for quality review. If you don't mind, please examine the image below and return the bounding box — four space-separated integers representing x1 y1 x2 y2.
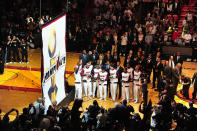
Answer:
0 49 196 120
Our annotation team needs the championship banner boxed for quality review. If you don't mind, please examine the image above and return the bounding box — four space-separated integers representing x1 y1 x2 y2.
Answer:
41 14 66 111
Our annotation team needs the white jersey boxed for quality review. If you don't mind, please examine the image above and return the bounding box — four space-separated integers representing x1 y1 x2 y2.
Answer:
98 71 108 84
89 65 93 71
81 66 92 81
109 69 118 82
121 72 130 82
133 70 141 85
93 68 102 79
74 65 82 82
127 67 134 80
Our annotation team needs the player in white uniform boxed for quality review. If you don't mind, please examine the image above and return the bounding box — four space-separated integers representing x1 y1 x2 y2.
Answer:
121 68 131 102
133 65 141 103
109 65 118 101
81 62 93 98
98 68 108 101
126 64 134 101
74 60 83 99
92 65 101 98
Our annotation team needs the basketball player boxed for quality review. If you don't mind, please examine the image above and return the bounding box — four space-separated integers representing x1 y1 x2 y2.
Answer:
74 60 83 99
11 35 20 62
109 64 118 101
133 65 142 103
98 68 108 101
81 62 93 98
92 64 101 98
121 68 130 102
126 63 134 101
6 35 12 63
20 38 28 63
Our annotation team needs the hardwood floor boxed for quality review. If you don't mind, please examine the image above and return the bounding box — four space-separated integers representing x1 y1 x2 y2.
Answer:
0 49 196 121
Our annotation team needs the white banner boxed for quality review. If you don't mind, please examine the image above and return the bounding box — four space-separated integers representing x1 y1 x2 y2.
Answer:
41 14 66 111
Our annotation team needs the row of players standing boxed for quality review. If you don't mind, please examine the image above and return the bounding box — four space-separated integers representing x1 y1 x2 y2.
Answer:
0 35 29 74
6 35 29 63
74 49 163 103
74 60 142 104
75 49 187 103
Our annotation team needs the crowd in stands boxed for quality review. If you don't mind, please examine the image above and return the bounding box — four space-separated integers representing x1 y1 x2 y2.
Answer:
0 0 196 61
0 98 197 130
67 0 197 61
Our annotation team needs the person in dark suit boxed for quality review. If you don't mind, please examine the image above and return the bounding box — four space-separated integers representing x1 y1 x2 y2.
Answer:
79 50 88 67
139 55 146 72
152 52 161 65
163 60 172 82
116 61 123 99
192 72 197 100
145 54 153 83
87 50 93 63
104 61 110 72
104 52 113 64
124 55 132 67
91 50 99 66
171 63 181 100
181 75 191 99
152 52 161 87
174 52 184 65
152 57 163 92
127 50 134 61
111 52 120 64
174 52 184 73
172 63 181 88
131 55 139 69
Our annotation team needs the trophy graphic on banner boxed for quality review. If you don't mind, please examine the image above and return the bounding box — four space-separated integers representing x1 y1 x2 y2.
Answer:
48 27 58 103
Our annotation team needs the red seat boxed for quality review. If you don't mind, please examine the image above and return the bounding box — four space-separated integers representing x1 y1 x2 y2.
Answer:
163 0 168 3
167 14 172 21
173 15 178 22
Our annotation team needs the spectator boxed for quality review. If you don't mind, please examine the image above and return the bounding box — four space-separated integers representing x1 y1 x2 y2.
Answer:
87 100 101 129
182 17 187 28
175 35 183 46
96 108 107 130
183 31 192 46
71 99 83 130
80 50 88 67
30 98 45 116
111 32 118 56
120 32 128 56
186 11 193 22
172 29 179 45
145 32 153 55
